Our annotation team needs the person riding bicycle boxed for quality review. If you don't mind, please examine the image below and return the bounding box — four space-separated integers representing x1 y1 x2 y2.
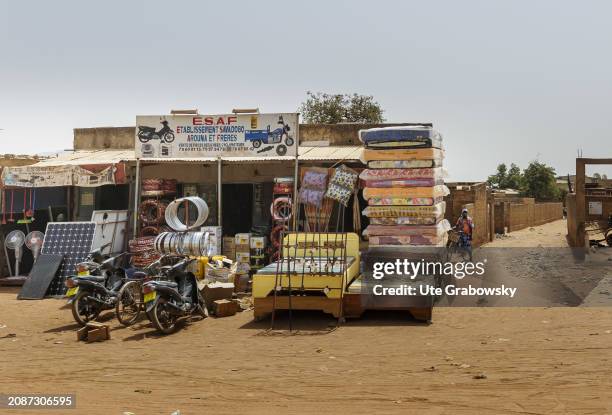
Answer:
455 208 474 260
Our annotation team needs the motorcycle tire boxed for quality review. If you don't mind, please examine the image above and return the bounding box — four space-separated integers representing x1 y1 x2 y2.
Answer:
71 290 101 326
116 280 142 327
197 292 207 318
138 134 151 143
285 137 294 146
163 132 175 143
276 144 287 156
150 301 178 335
252 140 262 148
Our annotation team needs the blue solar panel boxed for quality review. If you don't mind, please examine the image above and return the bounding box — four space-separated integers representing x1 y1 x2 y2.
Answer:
41 222 95 296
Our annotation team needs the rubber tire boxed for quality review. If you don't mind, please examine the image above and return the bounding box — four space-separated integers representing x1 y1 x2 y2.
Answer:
252 140 262 148
116 280 142 327
197 293 207 318
71 290 101 326
150 301 178 335
285 137 294 146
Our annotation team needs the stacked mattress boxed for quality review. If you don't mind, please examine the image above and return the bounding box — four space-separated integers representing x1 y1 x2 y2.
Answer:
359 126 451 247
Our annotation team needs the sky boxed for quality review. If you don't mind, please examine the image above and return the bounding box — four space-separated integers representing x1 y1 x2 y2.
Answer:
1 0 611 181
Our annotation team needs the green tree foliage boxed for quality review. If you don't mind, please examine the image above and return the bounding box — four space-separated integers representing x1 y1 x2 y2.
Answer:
521 161 560 201
487 163 523 189
299 91 385 124
488 161 561 201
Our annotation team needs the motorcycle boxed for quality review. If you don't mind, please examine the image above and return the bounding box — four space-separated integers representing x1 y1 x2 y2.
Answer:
114 255 171 327
142 257 206 334
64 245 131 326
137 120 175 144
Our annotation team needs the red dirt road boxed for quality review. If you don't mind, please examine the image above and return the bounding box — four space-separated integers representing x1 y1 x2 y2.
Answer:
1 289 611 415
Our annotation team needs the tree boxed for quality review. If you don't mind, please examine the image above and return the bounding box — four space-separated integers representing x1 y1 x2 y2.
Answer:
521 161 560 201
487 163 508 188
299 91 385 124
487 163 523 189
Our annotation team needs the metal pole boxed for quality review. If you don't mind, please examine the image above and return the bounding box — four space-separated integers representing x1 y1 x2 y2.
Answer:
133 159 141 238
292 155 299 231
287 120 300 232
217 157 222 229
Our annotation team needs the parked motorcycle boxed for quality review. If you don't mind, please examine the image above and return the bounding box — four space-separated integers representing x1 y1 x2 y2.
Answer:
115 255 171 327
142 257 206 334
64 246 131 326
137 120 175 144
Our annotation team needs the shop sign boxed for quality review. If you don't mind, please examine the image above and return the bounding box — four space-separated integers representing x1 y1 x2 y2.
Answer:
135 113 299 158
588 201 603 216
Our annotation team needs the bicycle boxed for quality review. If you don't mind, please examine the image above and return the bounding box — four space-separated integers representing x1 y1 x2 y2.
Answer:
446 229 473 262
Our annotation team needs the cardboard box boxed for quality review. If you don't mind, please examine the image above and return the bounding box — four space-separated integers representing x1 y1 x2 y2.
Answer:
222 237 236 260
234 274 251 293
201 282 234 307
250 236 265 249
213 299 239 317
235 233 250 246
77 322 111 343
235 252 250 264
235 244 250 254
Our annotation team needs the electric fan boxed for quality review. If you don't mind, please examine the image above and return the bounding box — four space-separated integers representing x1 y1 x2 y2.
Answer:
25 231 44 262
5 230 25 276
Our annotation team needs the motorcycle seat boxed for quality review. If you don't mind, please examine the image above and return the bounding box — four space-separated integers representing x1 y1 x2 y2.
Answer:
132 271 147 279
75 275 105 283
154 281 178 288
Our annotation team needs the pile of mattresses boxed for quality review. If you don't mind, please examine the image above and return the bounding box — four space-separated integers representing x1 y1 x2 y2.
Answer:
359 126 451 247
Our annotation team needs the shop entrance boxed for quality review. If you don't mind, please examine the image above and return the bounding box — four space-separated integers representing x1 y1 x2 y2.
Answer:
222 184 253 235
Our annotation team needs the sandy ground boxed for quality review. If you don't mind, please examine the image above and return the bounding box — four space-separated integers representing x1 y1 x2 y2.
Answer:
1 219 611 415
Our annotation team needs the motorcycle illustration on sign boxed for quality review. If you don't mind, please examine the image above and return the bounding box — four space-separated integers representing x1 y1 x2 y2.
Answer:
138 120 175 144
245 115 294 152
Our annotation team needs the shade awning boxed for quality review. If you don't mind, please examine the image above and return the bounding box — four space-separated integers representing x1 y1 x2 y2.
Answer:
1 150 135 188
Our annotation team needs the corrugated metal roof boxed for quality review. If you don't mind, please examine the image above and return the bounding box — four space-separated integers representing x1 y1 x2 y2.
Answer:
26 145 363 166
140 157 217 163
34 150 136 166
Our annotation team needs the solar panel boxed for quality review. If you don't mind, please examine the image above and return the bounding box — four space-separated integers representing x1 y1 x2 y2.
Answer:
41 222 96 296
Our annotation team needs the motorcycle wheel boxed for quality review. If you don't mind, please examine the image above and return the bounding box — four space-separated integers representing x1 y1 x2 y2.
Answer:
138 133 150 143
150 301 178 334
252 140 262 148
71 290 101 326
197 292 207 318
163 132 175 143
285 136 294 146
116 280 142 326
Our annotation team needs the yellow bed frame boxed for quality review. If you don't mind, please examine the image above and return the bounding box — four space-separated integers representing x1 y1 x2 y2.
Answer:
253 232 360 319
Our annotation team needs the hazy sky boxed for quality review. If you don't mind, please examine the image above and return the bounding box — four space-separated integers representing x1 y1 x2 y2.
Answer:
1 0 611 180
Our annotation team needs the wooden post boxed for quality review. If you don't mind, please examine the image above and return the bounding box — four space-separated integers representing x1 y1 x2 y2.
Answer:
575 159 585 248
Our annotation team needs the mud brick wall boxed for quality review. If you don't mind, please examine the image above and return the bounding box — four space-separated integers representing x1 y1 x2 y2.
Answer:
507 201 563 232
445 183 490 247
533 203 564 226
566 194 577 246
